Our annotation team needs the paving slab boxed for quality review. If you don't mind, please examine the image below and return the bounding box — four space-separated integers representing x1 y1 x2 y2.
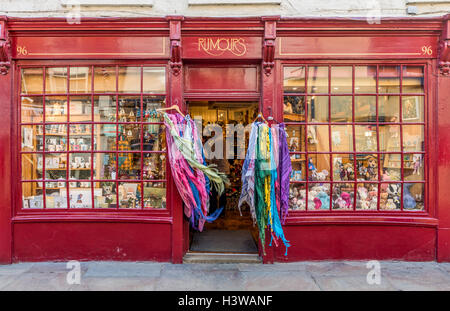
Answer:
312 275 396 291
242 270 320 291
1 272 72 291
70 277 158 291
157 266 243 291
84 261 163 278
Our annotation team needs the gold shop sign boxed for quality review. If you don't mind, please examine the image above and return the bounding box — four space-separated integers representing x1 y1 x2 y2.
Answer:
198 37 247 56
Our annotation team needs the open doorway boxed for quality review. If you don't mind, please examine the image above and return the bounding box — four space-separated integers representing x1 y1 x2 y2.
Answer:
187 101 259 254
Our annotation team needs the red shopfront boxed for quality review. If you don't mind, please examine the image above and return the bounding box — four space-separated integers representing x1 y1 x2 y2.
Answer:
0 15 449 264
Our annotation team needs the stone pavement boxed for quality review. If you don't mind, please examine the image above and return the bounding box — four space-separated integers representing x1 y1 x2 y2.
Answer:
1 260 450 291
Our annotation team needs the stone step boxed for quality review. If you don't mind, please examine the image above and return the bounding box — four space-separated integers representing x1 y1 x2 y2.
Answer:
183 252 262 264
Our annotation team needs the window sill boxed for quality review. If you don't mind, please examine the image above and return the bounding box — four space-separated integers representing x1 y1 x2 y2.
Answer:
284 214 438 227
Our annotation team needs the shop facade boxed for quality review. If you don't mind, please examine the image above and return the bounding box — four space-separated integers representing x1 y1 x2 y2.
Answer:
0 15 449 264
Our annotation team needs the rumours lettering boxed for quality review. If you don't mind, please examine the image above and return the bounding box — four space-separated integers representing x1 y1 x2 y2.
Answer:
198 37 247 56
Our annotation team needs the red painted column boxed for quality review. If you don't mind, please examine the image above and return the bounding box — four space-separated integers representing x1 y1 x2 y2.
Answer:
0 18 12 263
437 15 450 262
168 16 186 264
261 16 280 264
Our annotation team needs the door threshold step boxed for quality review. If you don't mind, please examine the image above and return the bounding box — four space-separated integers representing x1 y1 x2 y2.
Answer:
183 252 262 264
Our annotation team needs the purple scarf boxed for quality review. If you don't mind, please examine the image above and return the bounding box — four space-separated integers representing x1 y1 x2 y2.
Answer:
278 123 292 224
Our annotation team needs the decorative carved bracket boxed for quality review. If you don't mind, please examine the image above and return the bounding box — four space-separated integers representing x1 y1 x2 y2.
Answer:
168 16 183 76
0 20 11 75
262 17 279 76
439 15 450 76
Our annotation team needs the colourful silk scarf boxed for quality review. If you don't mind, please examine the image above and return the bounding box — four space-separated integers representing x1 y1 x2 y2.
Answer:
163 112 228 231
239 121 291 255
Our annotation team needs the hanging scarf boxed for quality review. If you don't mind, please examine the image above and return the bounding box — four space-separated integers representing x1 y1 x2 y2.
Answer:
163 112 227 230
240 121 291 255
278 123 292 224
238 122 259 224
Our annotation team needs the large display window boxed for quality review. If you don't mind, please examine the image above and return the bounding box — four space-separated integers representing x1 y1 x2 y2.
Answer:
19 65 167 210
283 64 426 212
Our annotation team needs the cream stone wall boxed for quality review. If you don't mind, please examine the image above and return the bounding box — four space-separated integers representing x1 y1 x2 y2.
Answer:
0 0 447 18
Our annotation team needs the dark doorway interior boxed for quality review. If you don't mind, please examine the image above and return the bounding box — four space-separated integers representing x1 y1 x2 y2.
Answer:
188 101 259 254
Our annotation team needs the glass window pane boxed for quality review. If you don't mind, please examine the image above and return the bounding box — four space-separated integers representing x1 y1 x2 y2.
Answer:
331 125 353 152
332 182 354 210
379 125 400 152
45 67 68 94
289 183 306 211
22 153 43 180
118 124 141 152
403 125 424 152
308 155 330 181
118 67 141 93
403 183 424 211
94 95 116 122
308 125 329 152
119 182 142 209
402 96 424 123
22 182 43 209
118 152 141 180
355 125 377 152
381 154 401 181
307 96 328 123
93 153 117 180
356 154 378 181
44 153 67 180
69 67 91 93
143 96 165 122
356 183 378 210
117 96 140 122
308 182 330 210
332 154 355 181
94 66 116 93
284 96 305 122
69 124 92 151
22 125 43 151
94 182 117 208
69 96 91 122
45 124 67 151
403 66 424 93
45 182 67 209
69 153 91 180
286 125 305 152
143 67 166 93
404 153 424 181
330 96 352 122
283 66 305 93
355 66 376 93
94 124 117 151
355 96 376 122
143 182 166 209
379 95 399 122
67 185 92 209
21 96 43 123
380 183 401 210
331 66 352 93
143 153 166 180
290 156 306 182
45 96 68 123
379 66 400 93
21 68 43 94
308 66 328 94
143 124 166 151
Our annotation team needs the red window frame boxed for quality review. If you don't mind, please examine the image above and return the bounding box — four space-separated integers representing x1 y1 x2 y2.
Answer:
280 61 431 216
14 60 171 217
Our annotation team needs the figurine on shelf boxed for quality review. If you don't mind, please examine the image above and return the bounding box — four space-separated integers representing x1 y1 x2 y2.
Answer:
307 157 316 180
387 183 401 209
413 154 422 175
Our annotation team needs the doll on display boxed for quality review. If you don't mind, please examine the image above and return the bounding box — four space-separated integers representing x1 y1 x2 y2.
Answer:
386 183 401 209
413 154 422 175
